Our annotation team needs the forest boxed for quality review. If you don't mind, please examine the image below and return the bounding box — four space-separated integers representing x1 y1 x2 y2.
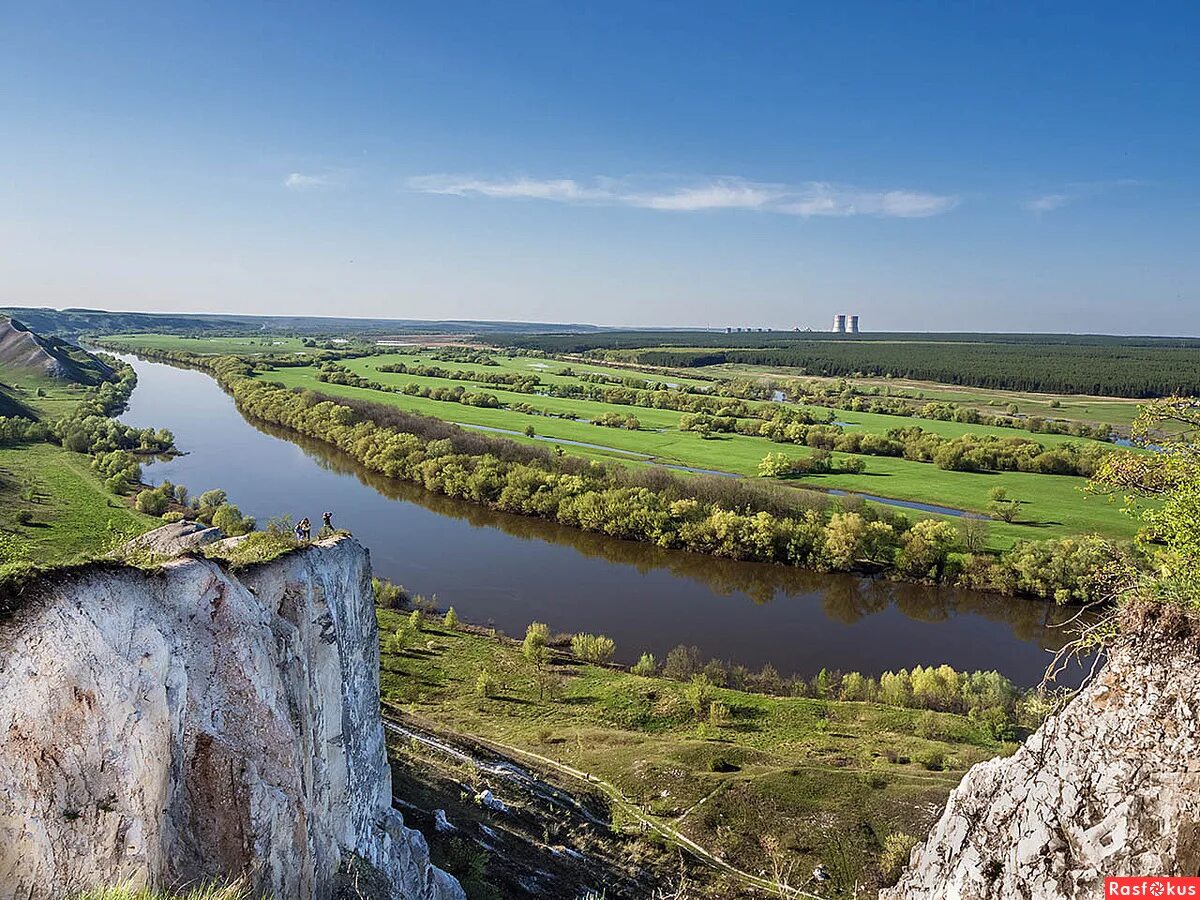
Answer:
492 333 1200 397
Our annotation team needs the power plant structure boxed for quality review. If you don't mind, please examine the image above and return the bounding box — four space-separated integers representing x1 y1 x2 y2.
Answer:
832 313 860 334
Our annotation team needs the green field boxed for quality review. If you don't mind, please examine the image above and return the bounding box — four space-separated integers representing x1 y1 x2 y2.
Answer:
251 352 1138 545
380 609 1015 893
0 368 97 420
704 364 1147 429
0 442 157 565
105 333 311 356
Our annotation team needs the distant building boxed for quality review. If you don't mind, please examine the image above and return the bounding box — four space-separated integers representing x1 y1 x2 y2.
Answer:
833 314 847 333
849 315 859 334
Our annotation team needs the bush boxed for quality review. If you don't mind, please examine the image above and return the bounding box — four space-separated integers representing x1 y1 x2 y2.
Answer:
161 511 185 523
631 652 657 676
443 606 459 630
372 577 407 608
684 674 714 719
571 633 616 664
211 503 254 536
916 749 946 771
134 488 170 516
708 700 732 727
475 669 497 698
879 832 917 886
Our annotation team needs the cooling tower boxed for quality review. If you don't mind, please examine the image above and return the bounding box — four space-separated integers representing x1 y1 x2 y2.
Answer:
833 314 847 333
849 315 859 334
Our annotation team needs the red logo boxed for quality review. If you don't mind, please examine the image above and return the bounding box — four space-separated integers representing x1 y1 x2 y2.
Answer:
1107 878 1200 897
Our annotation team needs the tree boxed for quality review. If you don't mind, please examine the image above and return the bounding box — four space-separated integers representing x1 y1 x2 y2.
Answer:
684 674 713 719
987 486 1024 523
134 488 169 516
194 489 228 512
663 645 703 681
571 633 616 664
408 609 423 634
898 519 960 580
958 516 991 553
758 452 798 477
524 424 536 438
443 607 459 630
631 652 657 676
1091 396 1200 605
387 624 414 655
475 669 496 698
522 621 550 667
212 503 254 536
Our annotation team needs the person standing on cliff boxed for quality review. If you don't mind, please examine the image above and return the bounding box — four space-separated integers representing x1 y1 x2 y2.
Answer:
322 511 333 531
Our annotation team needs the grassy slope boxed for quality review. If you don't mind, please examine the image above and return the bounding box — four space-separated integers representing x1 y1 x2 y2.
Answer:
380 611 1014 887
0 442 158 564
0 368 95 419
257 359 1137 544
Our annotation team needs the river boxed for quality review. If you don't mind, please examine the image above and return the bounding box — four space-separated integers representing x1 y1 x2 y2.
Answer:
116 354 1086 686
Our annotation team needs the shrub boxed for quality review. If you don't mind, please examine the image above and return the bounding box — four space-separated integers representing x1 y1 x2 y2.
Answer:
161 511 184 523
372 577 407 609
211 503 254 536
631 652 657 676
684 674 713 719
522 621 550 665
708 700 732 727
134 488 170 516
916 749 945 771
443 606 459 630
571 633 616 664
879 832 917 886
475 669 497 698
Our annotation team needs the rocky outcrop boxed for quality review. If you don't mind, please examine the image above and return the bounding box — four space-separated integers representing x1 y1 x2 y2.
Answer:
0 528 463 899
883 606 1200 900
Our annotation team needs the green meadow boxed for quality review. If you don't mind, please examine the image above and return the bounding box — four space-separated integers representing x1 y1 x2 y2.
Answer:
250 352 1138 545
380 609 1015 893
0 442 157 565
105 333 310 356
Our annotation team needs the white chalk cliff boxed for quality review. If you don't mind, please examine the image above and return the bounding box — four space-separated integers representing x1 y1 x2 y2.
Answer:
883 606 1200 900
0 524 463 899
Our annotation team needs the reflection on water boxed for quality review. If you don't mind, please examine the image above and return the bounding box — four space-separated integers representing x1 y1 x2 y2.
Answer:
116 354 1090 686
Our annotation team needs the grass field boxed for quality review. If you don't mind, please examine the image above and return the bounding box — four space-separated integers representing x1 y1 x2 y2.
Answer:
704 364 1147 429
0 442 158 565
0 368 96 419
253 354 1138 545
105 333 311 356
380 609 1015 892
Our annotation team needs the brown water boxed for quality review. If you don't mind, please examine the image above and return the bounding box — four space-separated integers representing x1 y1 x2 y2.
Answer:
117 354 1087 686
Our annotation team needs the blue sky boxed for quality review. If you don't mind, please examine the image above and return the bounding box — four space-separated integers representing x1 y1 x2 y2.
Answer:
2 1 1197 332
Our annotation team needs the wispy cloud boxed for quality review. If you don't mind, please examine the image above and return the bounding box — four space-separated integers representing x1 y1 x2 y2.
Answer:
1023 193 1071 213
406 174 959 218
284 172 333 190
1021 180 1143 214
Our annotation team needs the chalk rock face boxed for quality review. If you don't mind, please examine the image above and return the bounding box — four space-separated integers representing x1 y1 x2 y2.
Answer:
0 529 464 900
883 610 1200 900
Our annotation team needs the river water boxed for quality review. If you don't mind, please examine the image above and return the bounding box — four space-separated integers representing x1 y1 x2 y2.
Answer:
116 354 1085 686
